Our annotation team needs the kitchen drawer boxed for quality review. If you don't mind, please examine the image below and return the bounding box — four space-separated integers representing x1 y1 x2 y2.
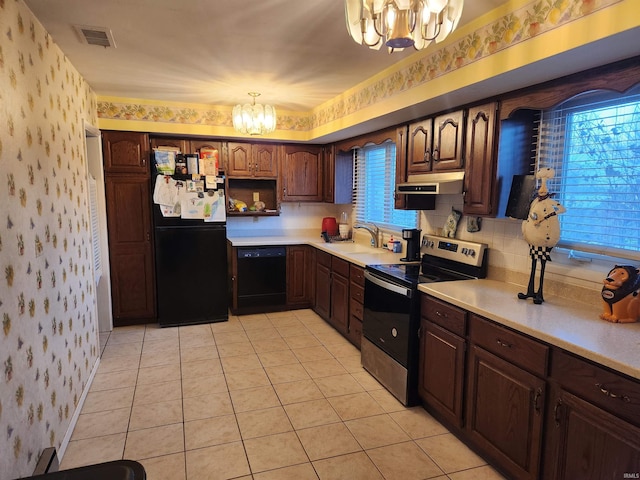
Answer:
421 295 467 337
469 314 548 377
348 314 363 348
350 282 364 305
350 296 364 320
332 256 350 278
350 264 365 286
317 250 331 268
550 348 640 426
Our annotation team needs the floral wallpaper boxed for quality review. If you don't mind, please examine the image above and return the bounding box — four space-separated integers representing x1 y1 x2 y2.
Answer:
0 1 99 479
96 0 621 132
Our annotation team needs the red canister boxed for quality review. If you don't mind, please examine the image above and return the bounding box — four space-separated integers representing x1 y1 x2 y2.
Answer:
322 217 338 236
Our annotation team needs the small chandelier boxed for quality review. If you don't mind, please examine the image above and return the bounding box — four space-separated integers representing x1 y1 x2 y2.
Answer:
232 92 277 135
345 0 464 52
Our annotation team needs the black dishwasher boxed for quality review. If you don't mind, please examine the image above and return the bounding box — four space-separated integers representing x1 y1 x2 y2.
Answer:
236 246 287 310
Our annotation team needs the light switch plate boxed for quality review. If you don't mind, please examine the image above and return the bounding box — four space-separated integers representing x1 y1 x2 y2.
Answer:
253 192 259 202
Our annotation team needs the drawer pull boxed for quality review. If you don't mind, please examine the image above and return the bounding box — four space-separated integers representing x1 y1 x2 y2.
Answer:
435 310 448 318
595 383 631 402
553 399 563 426
496 338 512 348
533 388 543 414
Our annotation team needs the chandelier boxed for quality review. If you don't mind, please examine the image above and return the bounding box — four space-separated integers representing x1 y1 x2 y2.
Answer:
232 92 277 135
345 0 464 51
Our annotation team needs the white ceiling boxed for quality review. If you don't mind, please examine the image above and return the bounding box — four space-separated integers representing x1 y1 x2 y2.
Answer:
24 0 506 112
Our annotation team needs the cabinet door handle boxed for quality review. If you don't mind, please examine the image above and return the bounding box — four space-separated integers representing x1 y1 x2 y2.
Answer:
533 388 543 414
496 338 512 348
432 148 439 162
595 383 631 402
553 399 563 426
423 150 431 163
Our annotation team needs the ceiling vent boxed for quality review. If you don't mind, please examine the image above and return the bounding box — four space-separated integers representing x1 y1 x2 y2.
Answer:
74 25 116 48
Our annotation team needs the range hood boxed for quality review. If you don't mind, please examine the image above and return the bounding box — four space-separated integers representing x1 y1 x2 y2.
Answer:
396 171 465 195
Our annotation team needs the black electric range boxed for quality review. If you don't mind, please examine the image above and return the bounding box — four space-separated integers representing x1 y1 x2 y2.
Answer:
367 235 488 288
361 235 488 406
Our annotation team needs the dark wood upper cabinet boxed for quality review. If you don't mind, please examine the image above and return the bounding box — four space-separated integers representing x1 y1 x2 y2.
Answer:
227 143 252 176
432 110 465 171
190 139 225 170
463 102 500 216
394 126 408 209
407 119 434 174
324 145 353 204
103 131 150 175
403 111 463 181
253 144 279 177
227 142 278 178
280 144 323 202
150 137 189 154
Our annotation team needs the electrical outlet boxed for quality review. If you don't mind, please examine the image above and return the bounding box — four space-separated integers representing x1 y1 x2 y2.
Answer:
253 192 260 202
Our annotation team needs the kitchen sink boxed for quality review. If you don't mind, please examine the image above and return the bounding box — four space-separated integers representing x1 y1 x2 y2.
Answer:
324 243 386 254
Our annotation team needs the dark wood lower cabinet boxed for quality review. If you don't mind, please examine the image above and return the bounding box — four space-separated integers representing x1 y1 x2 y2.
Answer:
347 265 364 348
105 175 155 324
418 320 466 428
286 245 314 308
329 267 349 335
314 252 331 320
466 345 545 480
312 251 351 339
544 385 640 480
108 247 155 322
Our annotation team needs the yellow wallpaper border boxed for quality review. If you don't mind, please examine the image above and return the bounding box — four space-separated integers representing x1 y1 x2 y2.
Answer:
97 0 624 136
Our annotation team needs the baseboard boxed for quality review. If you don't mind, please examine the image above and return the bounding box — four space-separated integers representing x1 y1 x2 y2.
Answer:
57 356 101 462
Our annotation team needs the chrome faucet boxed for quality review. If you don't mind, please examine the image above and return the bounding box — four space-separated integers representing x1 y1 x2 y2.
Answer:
353 223 380 248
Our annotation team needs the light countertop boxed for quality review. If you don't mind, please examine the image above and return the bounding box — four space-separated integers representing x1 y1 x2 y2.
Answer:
419 279 640 380
227 230 408 267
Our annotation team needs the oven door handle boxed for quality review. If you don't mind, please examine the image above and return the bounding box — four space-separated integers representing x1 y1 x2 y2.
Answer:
364 271 412 298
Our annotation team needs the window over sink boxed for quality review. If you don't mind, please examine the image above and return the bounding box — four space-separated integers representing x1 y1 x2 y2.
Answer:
353 141 418 231
538 85 640 262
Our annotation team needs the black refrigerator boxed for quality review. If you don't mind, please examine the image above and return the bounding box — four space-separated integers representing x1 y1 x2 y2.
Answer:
152 172 228 327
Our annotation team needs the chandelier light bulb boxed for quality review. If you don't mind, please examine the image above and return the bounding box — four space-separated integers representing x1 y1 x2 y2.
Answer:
232 92 277 136
345 0 463 52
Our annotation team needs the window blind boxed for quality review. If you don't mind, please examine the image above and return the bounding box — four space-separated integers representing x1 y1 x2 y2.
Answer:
88 175 103 283
539 90 640 259
353 142 418 230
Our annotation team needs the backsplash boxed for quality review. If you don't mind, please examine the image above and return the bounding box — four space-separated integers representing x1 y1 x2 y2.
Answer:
420 196 606 308
0 2 99 479
227 202 347 237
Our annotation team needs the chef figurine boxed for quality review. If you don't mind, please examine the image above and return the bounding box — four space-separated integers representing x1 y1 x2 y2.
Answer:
518 167 566 304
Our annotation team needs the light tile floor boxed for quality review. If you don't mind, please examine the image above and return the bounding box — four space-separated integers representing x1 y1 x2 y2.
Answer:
61 309 507 480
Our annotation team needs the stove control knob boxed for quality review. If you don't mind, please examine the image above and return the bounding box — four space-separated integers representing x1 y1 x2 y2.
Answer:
461 248 468 255
468 249 476 257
